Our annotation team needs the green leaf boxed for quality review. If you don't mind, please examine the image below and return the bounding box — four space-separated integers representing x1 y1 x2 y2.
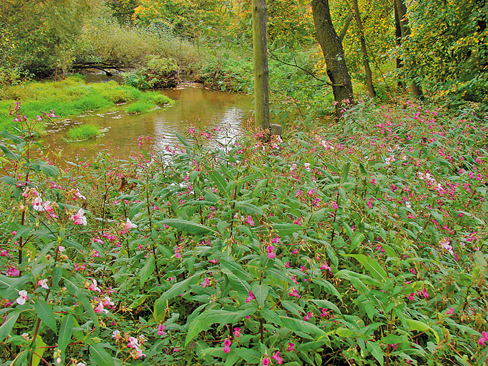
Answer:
31 335 46 366
251 283 268 308
175 132 189 147
224 351 240 366
350 233 364 252
78 293 100 334
281 300 304 317
405 319 439 343
154 272 202 321
221 268 251 295
280 316 327 338
272 223 303 236
209 171 229 197
37 161 60 177
220 258 253 281
343 254 388 282
366 341 384 365
0 311 20 342
140 256 155 288
313 279 343 302
89 343 115 366
160 219 216 235
310 299 341 314
185 308 255 346
34 299 57 334
235 348 261 363
235 201 264 215
58 314 74 354
0 176 17 186
340 161 351 184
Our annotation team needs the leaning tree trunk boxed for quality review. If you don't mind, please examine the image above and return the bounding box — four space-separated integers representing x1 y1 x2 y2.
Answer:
312 0 354 118
352 0 375 98
394 0 423 98
252 0 270 130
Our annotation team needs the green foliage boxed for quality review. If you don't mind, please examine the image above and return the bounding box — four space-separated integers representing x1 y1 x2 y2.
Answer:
400 0 488 104
1 101 487 365
124 100 156 114
123 56 180 90
66 124 100 141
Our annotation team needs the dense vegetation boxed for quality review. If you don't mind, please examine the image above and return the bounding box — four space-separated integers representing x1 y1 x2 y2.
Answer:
0 1 487 366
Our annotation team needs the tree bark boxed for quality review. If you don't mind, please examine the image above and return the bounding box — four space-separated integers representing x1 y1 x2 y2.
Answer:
312 0 354 118
352 0 375 98
394 0 423 98
252 0 270 130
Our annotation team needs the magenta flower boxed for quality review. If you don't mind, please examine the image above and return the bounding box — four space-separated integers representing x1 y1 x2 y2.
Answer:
157 324 166 336
266 245 276 259
245 215 255 226
88 279 101 292
223 338 232 353
233 327 241 338
286 342 295 352
48 110 58 118
201 278 210 288
245 291 256 303
478 331 488 346
6 267 20 277
262 357 270 366
446 307 454 315
289 288 300 298
303 312 312 321
271 351 283 364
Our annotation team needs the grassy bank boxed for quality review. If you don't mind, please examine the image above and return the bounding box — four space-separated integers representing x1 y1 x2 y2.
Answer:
0 75 173 131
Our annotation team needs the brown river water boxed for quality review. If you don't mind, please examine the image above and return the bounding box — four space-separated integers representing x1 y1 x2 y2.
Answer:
40 82 253 165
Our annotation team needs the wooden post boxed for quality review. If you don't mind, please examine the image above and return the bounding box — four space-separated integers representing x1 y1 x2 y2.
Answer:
252 0 270 131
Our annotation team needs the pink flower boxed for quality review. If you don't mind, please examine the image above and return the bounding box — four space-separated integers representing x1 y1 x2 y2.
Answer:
16 290 29 305
37 279 49 289
245 291 256 303
446 307 454 315
289 288 300 298
271 235 281 243
71 208 87 225
286 342 295 352
266 245 276 259
6 267 20 277
48 110 58 118
127 337 139 348
123 218 137 231
88 279 101 292
272 351 283 364
32 196 44 211
245 215 255 226
262 357 270 366
233 327 241 338
112 330 121 340
94 302 108 314
42 201 58 218
303 312 312 321
420 288 429 298
201 278 210 288
157 324 166 336
223 338 232 354
478 331 488 346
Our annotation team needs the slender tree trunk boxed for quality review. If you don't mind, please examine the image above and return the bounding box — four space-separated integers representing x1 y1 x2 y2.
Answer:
252 0 270 130
339 12 353 42
394 0 423 98
352 0 375 98
393 0 404 88
312 0 354 118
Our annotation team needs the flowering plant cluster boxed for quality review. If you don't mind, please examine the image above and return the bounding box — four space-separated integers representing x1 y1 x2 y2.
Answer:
0 102 487 365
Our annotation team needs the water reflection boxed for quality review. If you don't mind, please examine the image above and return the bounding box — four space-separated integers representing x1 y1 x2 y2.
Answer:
41 85 253 164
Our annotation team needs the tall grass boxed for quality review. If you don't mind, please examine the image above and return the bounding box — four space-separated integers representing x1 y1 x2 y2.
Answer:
66 124 100 141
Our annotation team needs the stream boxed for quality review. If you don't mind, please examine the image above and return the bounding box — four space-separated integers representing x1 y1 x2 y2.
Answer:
40 82 253 164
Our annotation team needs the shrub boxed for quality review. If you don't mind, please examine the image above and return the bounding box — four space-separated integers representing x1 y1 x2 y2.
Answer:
66 124 100 141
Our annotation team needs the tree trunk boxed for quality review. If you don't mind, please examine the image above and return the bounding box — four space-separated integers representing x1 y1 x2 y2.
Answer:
312 0 354 118
393 0 404 88
394 0 423 98
252 0 270 130
352 0 375 98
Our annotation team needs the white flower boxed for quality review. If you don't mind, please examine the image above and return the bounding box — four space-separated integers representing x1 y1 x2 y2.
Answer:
405 201 411 209
16 290 29 305
37 279 49 289
32 196 45 211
